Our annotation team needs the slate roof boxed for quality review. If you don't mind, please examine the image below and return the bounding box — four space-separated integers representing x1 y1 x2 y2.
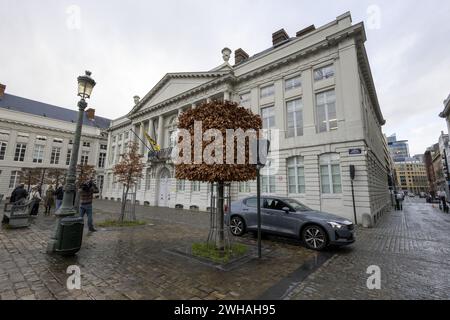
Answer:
0 93 111 129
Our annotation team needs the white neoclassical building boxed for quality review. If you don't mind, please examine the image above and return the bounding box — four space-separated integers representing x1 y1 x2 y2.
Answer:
0 84 111 198
103 12 391 225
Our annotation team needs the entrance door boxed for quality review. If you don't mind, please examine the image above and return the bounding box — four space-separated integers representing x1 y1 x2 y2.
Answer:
159 169 170 207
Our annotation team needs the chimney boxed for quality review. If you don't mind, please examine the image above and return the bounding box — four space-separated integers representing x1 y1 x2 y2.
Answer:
0 83 5 98
234 48 249 65
134 95 140 105
296 25 316 38
272 29 289 46
86 108 95 121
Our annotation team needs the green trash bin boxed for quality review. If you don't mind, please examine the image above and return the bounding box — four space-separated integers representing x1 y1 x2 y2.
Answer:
55 216 84 256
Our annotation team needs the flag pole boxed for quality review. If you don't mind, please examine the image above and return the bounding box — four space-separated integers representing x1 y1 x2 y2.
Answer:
129 128 154 152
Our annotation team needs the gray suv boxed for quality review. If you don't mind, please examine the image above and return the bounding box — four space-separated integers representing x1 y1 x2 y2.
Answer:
225 196 355 251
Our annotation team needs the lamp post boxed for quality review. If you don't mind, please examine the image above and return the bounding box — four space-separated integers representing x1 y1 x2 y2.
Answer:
47 71 96 254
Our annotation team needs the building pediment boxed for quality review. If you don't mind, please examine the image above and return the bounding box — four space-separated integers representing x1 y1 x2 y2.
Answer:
128 71 231 117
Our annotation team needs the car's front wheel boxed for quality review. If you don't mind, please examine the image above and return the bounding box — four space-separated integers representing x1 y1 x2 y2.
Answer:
302 225 328 251
229 216 245 236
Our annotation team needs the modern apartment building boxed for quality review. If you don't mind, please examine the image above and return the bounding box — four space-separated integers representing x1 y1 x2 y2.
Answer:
394 160 429 194
103 12 391 225
387 134 410 163
0 84 111 198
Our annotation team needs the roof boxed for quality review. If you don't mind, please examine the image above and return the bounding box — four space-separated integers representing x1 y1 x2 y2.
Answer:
0 93 111 129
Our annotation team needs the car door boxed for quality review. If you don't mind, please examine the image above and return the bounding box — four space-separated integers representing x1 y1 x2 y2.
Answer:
263 198 298 236
240 197 258 230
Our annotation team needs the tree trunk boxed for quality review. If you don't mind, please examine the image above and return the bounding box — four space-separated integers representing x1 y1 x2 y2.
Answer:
120 185 129 222
215 182 225 251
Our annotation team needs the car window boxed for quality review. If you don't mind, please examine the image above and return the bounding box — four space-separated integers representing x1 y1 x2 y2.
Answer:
264 198 287 211
245 198 257 208
283 199 312 212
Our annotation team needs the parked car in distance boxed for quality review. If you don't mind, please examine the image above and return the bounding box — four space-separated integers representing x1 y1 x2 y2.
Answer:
225 196 355 251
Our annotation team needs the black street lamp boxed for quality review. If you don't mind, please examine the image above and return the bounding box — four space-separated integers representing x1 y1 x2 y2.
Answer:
47 71 96 254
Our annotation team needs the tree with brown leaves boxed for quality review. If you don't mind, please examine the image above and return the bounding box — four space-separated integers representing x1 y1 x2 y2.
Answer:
46 168 67 188
175 100 262 251
113 142 144 222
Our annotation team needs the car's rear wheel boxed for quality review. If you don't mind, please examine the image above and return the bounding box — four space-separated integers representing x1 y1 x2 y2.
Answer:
229 216 245 236
302 225 328 251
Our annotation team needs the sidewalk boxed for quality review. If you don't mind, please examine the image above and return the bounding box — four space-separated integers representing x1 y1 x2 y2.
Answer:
288 198 450 300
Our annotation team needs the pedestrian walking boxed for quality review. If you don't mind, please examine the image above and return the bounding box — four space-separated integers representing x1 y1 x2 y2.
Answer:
439 190 448 213
54 185 64 210
28 186 42 216
44 185 55 215
79 178 99 232
396 192 404 211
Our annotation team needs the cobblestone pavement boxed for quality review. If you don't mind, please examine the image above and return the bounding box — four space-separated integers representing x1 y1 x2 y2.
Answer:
288 198 450 300
0 199 321 300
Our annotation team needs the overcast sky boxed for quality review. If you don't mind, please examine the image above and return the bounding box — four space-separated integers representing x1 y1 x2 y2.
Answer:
1 0 449 155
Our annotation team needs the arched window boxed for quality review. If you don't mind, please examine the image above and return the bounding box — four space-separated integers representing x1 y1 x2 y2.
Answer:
319 154 342 194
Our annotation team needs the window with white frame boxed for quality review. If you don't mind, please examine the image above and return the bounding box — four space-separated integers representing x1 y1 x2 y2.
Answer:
0 141 7 160
287 156 305 194
33 145 44 163
81 150 89 165
316 90 337 133
176 179 186 192
9 171 20 189
98 152 106 168
124 132 129 140
260 84 275 98
239 181 251 193
314 64 335 82
285 76 301 91
50 147 61 164
53 138 63 143
240 92 251 104
261 106 276 129
66 149 72 165
191 181 200 192
14 143 26 162
320 154 342 194
261 159 276 194
286 99 303 137
116 144 121 163
100 144 107 150
36 135 47 141
82 141 91 148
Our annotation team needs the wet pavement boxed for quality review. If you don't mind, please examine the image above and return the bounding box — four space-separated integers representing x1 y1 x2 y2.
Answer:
288 197 450 300
1 198 448 300
0 199 321 300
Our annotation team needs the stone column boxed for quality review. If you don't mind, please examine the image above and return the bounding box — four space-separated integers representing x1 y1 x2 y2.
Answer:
139 122 145 155
191 103 197 110
224 91 230 102
148 117 154 139
157 115 164 147
206 97 212 103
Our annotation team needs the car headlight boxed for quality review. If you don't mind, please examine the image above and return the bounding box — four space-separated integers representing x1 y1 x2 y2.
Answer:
328 221 344 229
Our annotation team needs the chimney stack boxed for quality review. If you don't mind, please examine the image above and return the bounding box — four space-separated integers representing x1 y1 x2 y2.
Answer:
272 29 289 46
86 108 95 121
134 95 140 105
296 25 316 38
234 48 249 65
0 83 5 98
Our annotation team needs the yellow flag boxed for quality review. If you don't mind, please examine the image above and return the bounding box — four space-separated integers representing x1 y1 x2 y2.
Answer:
144 132 161 151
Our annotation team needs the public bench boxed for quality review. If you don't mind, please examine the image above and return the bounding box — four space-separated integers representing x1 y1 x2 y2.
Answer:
2 199 35 228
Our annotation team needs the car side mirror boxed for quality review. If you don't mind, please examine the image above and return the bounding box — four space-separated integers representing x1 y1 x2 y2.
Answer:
282 207 290 213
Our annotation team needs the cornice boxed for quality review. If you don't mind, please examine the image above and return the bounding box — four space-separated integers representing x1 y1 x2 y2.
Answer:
127 71 232 117
0 118 106 140
107 119 132 132
128 73 236 120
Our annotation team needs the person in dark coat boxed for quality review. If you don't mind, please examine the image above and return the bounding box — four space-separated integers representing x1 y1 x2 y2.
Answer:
10 184 28 203
54 185 64 210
